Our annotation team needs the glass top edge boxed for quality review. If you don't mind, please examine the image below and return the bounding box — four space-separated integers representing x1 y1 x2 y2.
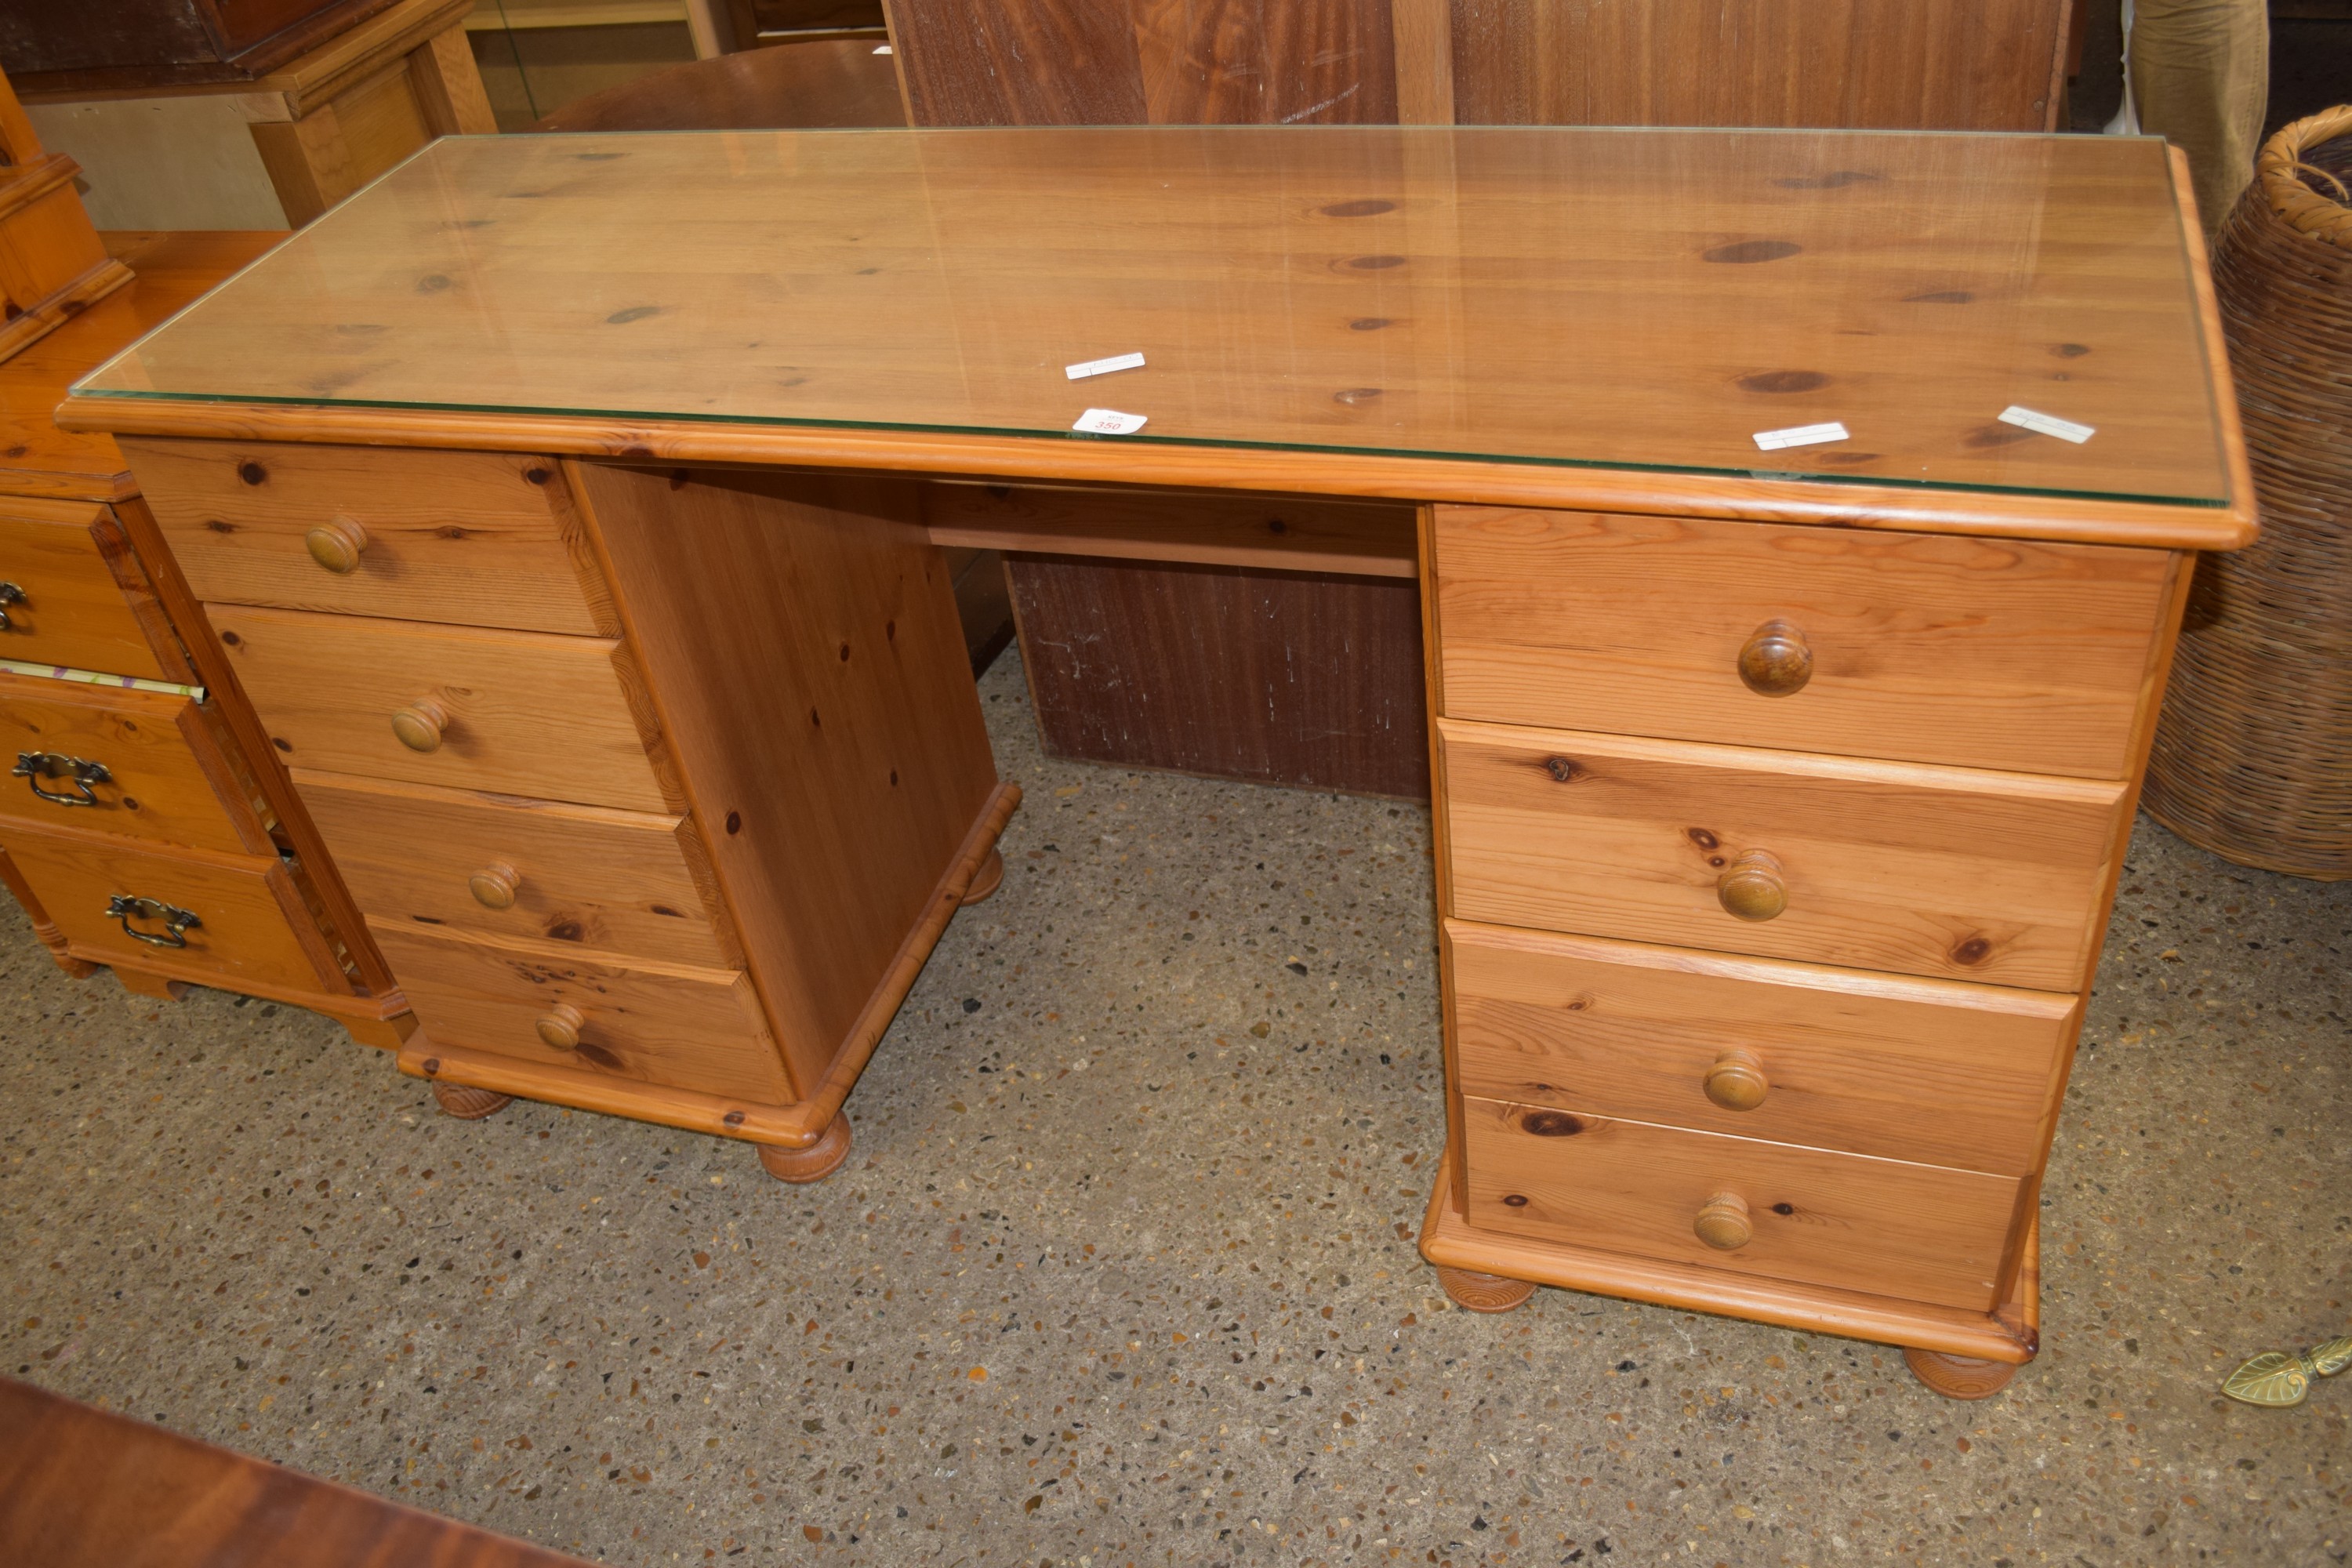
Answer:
65 383 2230 510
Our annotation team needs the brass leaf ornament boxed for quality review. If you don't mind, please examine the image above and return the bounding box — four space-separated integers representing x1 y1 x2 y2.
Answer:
2221 1335 2352 1407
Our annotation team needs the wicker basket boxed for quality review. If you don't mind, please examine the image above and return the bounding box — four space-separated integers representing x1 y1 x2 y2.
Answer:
2143 107 2352 880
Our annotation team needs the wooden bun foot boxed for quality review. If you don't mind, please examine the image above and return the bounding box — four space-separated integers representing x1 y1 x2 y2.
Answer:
757 1114 851 1183
431 1081 514 1120
960 846 1005 906
1904 1347 2020 1399
1436 1265 1536 1313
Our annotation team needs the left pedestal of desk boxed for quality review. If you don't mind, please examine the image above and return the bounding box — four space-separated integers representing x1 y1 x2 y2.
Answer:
121 442 1013 1179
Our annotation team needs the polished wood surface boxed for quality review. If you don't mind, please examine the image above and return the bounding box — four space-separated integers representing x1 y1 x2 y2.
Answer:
885 0 1397 127
0 232 280 505
128 438 619 635
0 0 403 93
205 604 684 813
1432 506 2177 779
67 129 2241 533
0 676 271 855
1010 554 1430 800
1444 0 2071 132
372 919 795 1102
1461 1095 2020 1312
3 818 343 992
0 496 191 683
1439 717 2124 992
1420 1156 2041 1364
0 73 132 365
296 768 739 967
1446 920 2074 1175
535 34 904 132
0 1374 594 1568
572 464 1000 1098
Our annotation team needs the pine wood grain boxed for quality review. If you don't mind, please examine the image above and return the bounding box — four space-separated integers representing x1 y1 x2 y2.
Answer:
0 497 191 682
923 482 1417 579
398 1032 810 1145
371 919 794 1104
1461 1095 2020 1312
1432 506 2176 779
2 818 343 992
203 603 683 813
1446 920 2077 1176
571 463 1001 1099
1439 717 2123 992
127 437 619 635
294 766 739 967
1419 1157 2039 1363
0 675 271 854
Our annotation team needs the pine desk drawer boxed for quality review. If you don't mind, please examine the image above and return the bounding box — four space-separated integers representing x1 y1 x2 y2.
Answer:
1461 1096 2020 1312
205 604 680 814
296 769 737 969
1439 718 2124 991
370 921 793 1106
0 674 269 855
0 497 190 682
2 822 340 992
1431 506 2173 779
1446 920 2074 1176
125 438 617 636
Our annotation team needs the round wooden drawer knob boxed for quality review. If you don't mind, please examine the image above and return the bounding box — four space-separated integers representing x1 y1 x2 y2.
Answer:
536 1003 586 1052
390 697 450 753
1737 619 1812 697
1703 1048 1769 1111
1693 1191 1752 1251
468 862 520 909
1716 848 1787 922
304 517 368 574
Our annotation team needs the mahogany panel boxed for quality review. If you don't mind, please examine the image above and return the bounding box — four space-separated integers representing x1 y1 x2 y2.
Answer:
1446 0 2070 132
1010 553 1429 800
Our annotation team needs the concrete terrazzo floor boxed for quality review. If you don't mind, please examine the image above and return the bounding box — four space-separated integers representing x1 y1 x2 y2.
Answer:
1 650 2346 1567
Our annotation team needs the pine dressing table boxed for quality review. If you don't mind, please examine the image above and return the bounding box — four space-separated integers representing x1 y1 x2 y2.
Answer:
60 126 2253 1399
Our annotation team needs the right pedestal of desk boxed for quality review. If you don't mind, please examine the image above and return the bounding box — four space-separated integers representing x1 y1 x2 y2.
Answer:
1415 502 2198 1399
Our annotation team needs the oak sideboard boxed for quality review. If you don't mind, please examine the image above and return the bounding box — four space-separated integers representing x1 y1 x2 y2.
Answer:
60 125 2253 1398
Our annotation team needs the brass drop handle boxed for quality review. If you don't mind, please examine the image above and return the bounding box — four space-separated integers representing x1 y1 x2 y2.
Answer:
1703 1047 1769 1111
468 862 520 909
390 696 450 753
536 1003 585 1051
303 517 368 573
0 580 24 630
1737 619 1812 697
13 750 111 807
1716 848 1787 922
1693 1191 1751 1250
106 894 201 949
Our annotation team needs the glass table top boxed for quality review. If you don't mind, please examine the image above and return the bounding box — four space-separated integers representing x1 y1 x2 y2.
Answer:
77 125 2229 506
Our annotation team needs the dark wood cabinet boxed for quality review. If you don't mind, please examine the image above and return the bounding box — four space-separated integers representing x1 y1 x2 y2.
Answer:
0 0 401 93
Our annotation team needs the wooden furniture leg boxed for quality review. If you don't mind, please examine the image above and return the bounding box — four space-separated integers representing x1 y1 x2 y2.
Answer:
1436 1265 1535 1313
958 846 1004 906
112 965 190 1000
431 1081 514 1120
0 848 97 978
1904 1348 2021 1399
757 1112 851 1182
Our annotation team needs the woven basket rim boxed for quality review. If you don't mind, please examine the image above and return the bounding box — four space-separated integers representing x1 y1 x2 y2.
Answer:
2258 103 2352 249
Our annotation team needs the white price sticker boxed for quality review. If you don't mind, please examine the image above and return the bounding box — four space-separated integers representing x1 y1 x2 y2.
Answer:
1072 408 1149 435
1065 351 1146 380
1997 405 2095 445
1751 421 1850 452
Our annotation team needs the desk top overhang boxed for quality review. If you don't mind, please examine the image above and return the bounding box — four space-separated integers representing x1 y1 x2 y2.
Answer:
62 126 2254 550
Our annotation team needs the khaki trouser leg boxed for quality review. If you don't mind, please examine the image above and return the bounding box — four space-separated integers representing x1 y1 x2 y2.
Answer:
2129 0 2270 234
